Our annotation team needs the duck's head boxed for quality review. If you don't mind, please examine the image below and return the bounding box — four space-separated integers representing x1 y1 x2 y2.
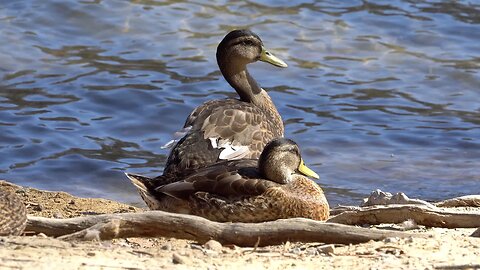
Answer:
258 138 319 184
216 29 287 69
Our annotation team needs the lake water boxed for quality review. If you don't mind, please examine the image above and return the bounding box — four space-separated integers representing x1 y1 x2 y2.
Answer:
1 0 479 207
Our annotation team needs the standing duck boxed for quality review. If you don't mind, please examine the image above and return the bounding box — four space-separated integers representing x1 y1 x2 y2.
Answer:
126 138 330 222
163 29 287 179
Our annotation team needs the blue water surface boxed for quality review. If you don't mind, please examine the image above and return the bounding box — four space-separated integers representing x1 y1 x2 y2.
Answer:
1 0 479 206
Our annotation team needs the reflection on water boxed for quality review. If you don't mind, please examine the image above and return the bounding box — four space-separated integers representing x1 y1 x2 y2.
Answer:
1 0 479 206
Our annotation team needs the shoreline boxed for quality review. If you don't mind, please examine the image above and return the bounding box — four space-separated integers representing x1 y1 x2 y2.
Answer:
1 180 479 269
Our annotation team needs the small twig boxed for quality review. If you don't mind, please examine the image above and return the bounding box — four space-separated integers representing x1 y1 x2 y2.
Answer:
252 236 261 252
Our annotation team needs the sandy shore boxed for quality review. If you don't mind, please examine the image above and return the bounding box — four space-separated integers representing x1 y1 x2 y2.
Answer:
1 181 479 269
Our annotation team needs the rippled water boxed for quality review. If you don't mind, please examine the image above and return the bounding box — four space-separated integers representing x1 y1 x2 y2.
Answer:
1 0 479 206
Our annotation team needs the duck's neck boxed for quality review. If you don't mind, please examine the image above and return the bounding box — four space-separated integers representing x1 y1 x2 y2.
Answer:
218 57 284 135
219 60 272 110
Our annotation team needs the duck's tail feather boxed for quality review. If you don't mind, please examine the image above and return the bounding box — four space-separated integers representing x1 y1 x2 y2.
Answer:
124 173 155 192
125 172 164 209
160 126 192 149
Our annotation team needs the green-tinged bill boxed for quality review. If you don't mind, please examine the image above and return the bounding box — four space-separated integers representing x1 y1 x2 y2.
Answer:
298 159 320 179
260 46 288 68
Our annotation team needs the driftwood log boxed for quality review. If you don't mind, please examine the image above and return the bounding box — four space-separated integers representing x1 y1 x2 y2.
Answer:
27 211 418 246
22 186 479 246
328 205 480 228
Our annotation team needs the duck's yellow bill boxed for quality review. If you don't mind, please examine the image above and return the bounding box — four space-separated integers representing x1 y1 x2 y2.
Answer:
260 46 288 68
298 159 320 179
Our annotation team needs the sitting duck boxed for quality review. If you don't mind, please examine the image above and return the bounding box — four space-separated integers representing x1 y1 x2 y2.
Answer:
126 138 329 222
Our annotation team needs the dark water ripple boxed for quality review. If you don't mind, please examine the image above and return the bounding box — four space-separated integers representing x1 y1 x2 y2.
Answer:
1 0 479 206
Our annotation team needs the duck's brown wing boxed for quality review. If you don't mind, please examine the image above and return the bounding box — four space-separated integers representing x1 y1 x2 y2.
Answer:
163 99 283 177
182 99 225 128
157 159 279 200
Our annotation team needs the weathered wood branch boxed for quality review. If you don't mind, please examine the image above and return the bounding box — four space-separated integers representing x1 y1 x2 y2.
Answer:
435 195 480 208
328 205 480 228
26 211 418 246
360 189 436 208
360 190 480 209
329 205 361 216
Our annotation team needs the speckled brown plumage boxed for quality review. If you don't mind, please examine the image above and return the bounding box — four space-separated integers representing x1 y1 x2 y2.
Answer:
162 29 286 180
164 98 283 178
0 189 27 236
126 138 329 222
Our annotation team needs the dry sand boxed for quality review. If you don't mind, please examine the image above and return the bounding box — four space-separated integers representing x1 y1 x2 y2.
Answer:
1 181 479 269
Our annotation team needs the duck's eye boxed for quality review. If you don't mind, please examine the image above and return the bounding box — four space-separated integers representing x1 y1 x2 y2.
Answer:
243 40 255 46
